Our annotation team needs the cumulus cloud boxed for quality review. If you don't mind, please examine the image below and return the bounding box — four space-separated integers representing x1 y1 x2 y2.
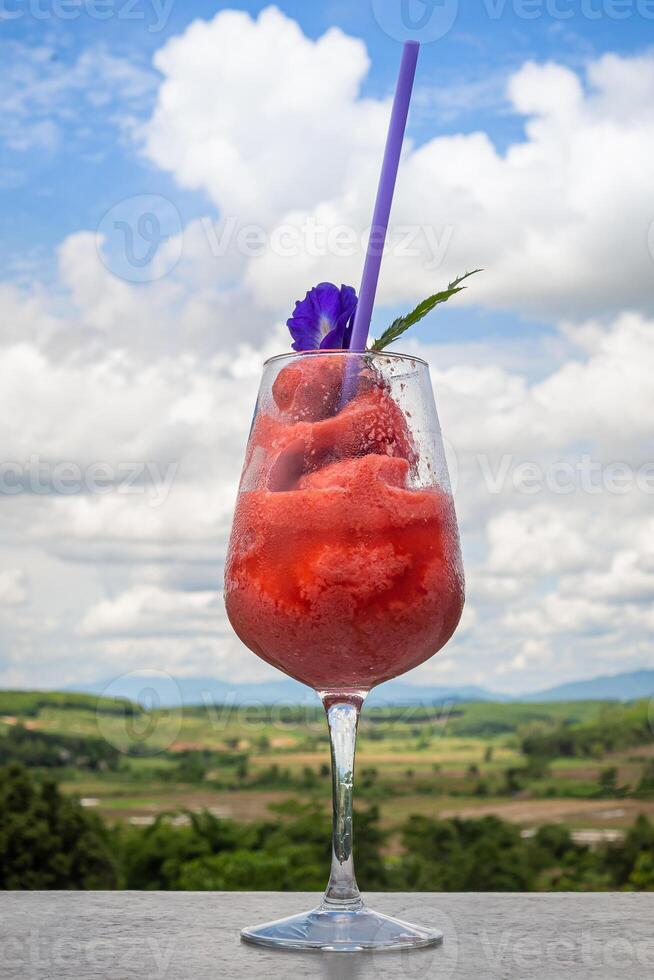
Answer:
143 7 386 225
78 585 219 638
142 9 654 321
58 229 274 356
430 312 654 465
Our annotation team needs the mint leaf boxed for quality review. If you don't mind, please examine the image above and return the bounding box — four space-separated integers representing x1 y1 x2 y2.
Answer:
370 269 482 352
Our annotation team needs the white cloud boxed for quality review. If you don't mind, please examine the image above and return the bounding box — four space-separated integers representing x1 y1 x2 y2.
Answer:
486 508 591 577
569 550 654 605
143 7 385 225
78 585 219 638
0 41 156 154
430 312 654 463
142 10 654 321
0 571 28 608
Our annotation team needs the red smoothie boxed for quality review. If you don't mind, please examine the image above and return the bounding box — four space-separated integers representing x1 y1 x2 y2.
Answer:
224 355 464 694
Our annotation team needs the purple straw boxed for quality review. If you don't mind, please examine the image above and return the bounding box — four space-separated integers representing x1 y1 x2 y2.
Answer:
349 40 420 352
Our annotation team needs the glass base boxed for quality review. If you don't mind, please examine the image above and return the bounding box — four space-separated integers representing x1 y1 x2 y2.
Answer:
241 902 443 953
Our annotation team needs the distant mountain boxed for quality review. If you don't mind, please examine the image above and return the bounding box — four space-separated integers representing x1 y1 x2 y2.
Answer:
68 668 654 707
524 669 654 703
368 682 506 706
69 674 504 708
70 675 315 708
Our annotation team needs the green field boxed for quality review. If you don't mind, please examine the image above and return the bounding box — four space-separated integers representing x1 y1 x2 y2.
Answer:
2 691 653 837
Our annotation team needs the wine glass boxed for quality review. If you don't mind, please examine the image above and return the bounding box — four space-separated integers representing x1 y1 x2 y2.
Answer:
224 349 464 951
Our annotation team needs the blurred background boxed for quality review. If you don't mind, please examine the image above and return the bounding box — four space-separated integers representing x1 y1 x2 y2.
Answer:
1 0 654 892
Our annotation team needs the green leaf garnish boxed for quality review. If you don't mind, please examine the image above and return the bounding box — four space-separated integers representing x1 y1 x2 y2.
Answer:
370 269 482 352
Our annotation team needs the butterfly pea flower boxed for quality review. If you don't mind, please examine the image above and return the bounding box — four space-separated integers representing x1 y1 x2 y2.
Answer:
287 282 358 351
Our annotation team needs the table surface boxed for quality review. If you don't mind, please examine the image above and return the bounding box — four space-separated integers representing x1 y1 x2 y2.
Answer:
1 891 653 979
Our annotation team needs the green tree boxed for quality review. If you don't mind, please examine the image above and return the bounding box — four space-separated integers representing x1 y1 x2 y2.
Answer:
0 725 120 770
598 767 618 798
503 767 526 796
636 761 654 798
0 763 118 889
628 852 654 890
300 766 318 789
179 849 302 890
354 806 388 889
525 824 609 891
120 810 248 889
602 815 654 888
396 815 535 891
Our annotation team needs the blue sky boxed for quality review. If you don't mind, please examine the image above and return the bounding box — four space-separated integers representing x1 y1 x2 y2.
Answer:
1 2 653 692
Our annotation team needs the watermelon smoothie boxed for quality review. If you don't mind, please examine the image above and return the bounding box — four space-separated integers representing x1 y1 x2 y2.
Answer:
224 351 464 695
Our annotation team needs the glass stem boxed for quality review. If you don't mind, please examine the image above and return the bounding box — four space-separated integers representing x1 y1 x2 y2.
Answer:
321 696 364 910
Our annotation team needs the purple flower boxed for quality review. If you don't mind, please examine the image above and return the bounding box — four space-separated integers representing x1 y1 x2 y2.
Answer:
287 283 357 351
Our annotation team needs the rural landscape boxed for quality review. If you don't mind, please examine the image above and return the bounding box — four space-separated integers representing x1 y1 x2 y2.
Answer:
2 684 654 892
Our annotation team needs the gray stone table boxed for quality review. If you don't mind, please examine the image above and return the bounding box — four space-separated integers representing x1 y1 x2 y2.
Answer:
0 892 653 979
